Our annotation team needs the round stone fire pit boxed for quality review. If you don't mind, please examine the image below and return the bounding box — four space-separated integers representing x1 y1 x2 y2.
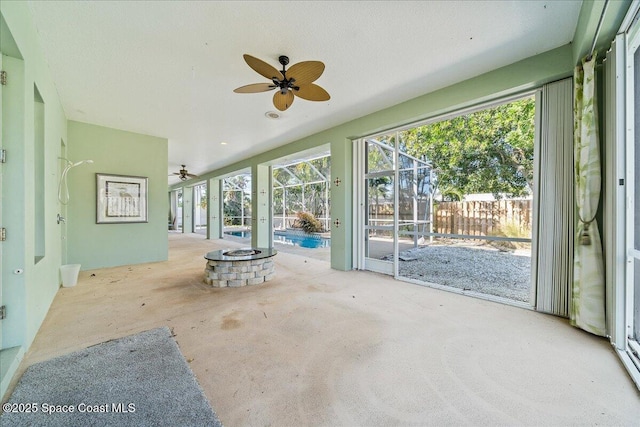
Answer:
204 247 277 288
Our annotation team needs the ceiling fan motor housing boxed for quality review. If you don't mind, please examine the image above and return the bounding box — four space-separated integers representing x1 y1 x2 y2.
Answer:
275 56 297 94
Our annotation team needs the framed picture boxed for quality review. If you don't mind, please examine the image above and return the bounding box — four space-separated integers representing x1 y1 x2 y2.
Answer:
96 173 148 224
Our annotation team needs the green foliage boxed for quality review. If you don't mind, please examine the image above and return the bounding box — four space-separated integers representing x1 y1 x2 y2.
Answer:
369 176 391 197
294 211 324 233
489 220 532 251
223 174 251 225
401 97 535 200
272 155 331 220
368 176 392 216
367 141 394 173
198 186 208 210
272 187 284 215
500 220 531 239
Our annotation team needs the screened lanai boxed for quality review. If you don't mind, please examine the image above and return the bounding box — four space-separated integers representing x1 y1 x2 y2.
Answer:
360 135 434 262
223 172 252 231
273 153 331 232
356 94 536 307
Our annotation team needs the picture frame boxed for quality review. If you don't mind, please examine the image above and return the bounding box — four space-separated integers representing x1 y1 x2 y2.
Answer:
96 173 148 224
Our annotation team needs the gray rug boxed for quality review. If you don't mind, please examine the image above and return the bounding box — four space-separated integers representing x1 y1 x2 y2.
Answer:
1 327 222 427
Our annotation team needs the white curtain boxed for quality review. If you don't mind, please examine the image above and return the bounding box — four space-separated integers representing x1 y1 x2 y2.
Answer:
572 55 606 336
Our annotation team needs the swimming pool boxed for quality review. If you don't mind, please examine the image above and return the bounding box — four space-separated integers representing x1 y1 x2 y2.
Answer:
224 230 330 249
274 231 330 249
225 230 251 238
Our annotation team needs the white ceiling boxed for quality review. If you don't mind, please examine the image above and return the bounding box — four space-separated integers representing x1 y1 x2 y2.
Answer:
27 1 583 185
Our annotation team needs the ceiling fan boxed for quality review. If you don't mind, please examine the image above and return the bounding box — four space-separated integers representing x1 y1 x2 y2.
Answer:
234 54 330 111
171 165 198 181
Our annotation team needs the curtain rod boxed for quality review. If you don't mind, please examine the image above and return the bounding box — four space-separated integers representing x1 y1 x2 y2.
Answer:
587 0 610 61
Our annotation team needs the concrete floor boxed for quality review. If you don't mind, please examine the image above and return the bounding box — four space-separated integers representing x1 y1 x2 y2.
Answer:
6 233 640 425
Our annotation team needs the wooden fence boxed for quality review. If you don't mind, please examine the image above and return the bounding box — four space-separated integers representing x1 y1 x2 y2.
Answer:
433 199 532 237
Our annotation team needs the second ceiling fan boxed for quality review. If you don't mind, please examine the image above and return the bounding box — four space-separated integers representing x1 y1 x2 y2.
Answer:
171 165 198 181
234 54 330 111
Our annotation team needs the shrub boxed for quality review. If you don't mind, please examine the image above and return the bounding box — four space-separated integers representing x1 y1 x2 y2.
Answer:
294 211 323 233
488 220 531 251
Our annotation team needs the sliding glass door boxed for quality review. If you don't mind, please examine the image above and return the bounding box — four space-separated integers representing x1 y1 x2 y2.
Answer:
630 108 639 361
363 135 396 275
627 17 640 370
355 95 536 307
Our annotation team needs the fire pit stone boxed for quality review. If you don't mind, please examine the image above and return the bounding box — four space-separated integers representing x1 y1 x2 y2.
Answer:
204 247 277 288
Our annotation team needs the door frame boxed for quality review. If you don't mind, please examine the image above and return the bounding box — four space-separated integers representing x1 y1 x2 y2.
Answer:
354 138 396 275
623 4 640 380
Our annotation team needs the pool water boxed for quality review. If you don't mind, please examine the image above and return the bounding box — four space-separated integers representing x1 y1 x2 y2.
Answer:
225 230 251 238
274 232 330 249
224 230 330 249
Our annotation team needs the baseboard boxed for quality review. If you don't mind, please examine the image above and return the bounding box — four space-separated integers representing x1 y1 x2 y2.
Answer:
1 346 24 401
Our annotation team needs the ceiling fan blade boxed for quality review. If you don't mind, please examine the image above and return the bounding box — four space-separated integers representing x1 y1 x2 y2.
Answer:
294 84 331 101
233 83 276 93
273 90 294 111
187 173 198 178
243 54 284 82
287 61 325 85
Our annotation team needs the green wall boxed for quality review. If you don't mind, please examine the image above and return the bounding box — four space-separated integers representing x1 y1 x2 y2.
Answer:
67 121 168 270
572 0 632 65
1 2 170 397
1 1 68 398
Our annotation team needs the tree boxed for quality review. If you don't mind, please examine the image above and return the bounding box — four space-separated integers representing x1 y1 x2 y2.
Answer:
272 156 331 223
368 176 392 220
223 175 251 225
198 186 207 210
401 97 535 200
